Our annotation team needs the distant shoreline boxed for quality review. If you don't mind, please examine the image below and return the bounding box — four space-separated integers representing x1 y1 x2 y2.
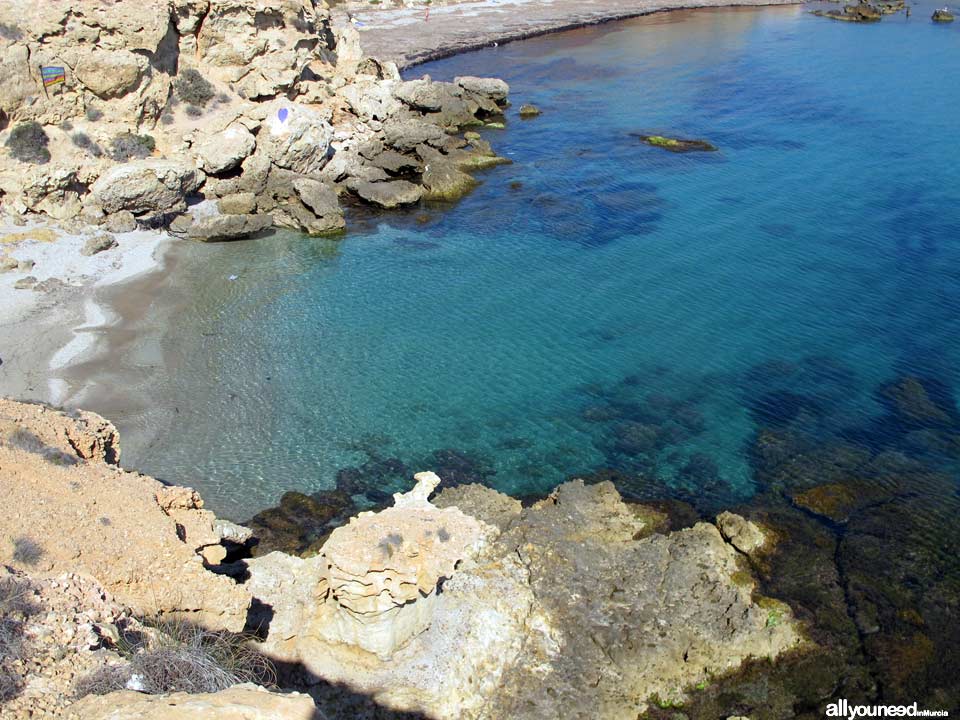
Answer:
333 0 803 69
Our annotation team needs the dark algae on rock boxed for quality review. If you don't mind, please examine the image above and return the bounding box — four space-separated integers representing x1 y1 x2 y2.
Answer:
633 133 718 153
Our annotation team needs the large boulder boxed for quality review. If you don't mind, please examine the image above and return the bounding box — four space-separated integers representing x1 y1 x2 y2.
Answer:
292 178 345 235
338 79 402 122
394 78 448 112
184 213 274 242
194 125 257 175
455 76 510 102
256 103 333 177
74 49 146 99
382 118 446 152
90 160 205 215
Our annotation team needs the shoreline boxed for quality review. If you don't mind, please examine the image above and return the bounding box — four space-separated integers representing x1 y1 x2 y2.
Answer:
0 0 804 479
0 223 171 409
334 0 804 69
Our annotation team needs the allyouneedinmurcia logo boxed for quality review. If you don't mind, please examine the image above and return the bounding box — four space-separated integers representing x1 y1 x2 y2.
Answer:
826 699 950 718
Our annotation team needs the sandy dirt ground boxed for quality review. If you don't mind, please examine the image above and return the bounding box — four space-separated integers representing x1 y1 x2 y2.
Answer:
333 0 801 68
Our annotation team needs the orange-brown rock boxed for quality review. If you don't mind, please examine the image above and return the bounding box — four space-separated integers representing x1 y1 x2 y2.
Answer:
0 399 249 631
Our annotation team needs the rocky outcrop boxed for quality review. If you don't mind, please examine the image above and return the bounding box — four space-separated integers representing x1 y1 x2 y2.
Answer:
0 399 249 632
247 476 804 719
67 684 317 720
0 398 813 718
319 471 496 658
0 0 513 240
248 472 497 661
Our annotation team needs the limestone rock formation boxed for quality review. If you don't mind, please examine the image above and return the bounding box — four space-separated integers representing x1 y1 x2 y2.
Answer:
0 0 513 238
90 160 205 216
245 476 803 719
250 472 498 661
346 178 424 209
0 399 249 631
194 125 257 175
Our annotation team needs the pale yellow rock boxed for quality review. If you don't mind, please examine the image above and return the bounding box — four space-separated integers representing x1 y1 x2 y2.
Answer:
74 49 147 99
66 684 317 719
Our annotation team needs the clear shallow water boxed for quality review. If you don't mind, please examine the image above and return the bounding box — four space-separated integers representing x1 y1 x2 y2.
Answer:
123 4 960 521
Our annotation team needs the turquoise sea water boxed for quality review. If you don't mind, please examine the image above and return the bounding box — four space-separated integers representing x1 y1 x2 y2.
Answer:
126 4 960 524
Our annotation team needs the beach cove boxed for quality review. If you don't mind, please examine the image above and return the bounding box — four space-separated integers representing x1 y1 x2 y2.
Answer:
1 0 958 716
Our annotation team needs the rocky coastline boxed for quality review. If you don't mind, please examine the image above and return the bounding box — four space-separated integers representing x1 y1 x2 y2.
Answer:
3 0 959 718
0 398 808 718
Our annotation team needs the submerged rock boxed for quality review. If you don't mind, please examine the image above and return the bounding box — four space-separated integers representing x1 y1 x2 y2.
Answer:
633 133 718 153
813 2 884 21
932 7 955 20
518 104 542 117
246 489 356 557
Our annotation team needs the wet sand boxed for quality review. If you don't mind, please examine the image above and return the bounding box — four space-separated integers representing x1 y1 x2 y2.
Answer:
334 0 802 69
0 224 170 410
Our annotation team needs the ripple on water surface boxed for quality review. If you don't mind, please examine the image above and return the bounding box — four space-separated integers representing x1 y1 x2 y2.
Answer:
119 5 960 705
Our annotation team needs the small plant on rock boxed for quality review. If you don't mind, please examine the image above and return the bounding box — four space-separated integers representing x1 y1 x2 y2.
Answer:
11 537 44 566
71 131 104 158
74 617 276 698
185 104 204 118
174 69 215 108
109 132 156 162
0 576 37 702
85 107 103 122
4 122 50 164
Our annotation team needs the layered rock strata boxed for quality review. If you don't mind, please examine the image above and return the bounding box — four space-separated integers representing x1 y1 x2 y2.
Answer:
250 477 805 719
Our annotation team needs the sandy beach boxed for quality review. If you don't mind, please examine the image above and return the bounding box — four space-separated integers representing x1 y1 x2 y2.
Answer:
334 0 801 69
0 223 170 409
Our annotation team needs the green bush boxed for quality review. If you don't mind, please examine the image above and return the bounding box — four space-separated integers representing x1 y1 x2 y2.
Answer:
75 618 276 698
109 132 156 162
174 69 215 108
85 107 103 122
4 122 50 164
185 104 203 118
